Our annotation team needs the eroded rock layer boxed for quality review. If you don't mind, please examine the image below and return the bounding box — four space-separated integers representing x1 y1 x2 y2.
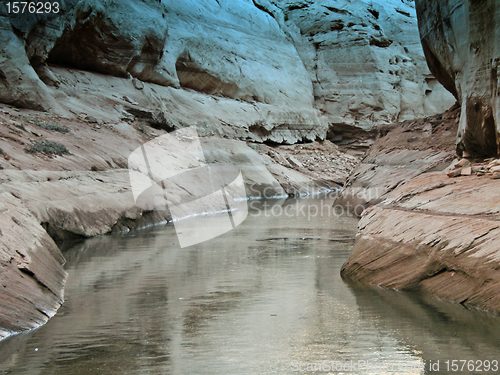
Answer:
280 0 454 130
335 104 460 212
0 193 66 339
340 104 500 314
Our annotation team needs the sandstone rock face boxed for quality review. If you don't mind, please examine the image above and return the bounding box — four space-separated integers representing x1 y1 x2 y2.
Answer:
0 0 322 144
0 192 66 340
339 104 500 314
341 172 500 314
0 0 454 144
415 0 500 157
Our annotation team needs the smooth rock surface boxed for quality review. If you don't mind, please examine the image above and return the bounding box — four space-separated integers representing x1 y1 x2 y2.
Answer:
0 0 322 143
280 0 455 131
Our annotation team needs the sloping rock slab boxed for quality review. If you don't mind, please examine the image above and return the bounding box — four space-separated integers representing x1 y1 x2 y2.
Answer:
336 104 459 213
0 192 66 339
342 172 500 313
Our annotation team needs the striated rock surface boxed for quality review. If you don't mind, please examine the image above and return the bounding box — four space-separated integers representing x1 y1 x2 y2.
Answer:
415 0 500 157
339 104 500 313
0 192 66 339
336 104 460 213
0 0 454 144
342 170 500 313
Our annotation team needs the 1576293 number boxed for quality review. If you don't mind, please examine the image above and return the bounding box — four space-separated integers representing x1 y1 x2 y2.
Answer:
444 360 498 372
6 2 60 14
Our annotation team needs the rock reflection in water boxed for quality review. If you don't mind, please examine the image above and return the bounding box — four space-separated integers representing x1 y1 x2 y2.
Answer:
346 280 500 370
0 198 499 375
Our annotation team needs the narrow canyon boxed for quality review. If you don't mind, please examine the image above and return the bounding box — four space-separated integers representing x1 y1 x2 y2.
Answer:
0 0 499 351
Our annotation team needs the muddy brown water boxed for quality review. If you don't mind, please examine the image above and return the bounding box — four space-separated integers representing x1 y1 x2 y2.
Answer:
1 198 500 375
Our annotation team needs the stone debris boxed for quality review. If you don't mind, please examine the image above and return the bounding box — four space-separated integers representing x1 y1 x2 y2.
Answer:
256 140 360 187
460 166 471 176
123 95 139 106
447 158 500 179
487 159 500 169
446 168 462 178
132 78 144 90
456 158 470 167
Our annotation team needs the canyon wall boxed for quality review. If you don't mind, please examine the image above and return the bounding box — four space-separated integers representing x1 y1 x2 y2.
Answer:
416 0 500 157
342 1 500 313
0 0 454 145
278 0 454 131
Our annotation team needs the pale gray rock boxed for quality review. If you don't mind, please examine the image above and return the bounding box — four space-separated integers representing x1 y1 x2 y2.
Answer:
0 0 454 144
276 0 455 131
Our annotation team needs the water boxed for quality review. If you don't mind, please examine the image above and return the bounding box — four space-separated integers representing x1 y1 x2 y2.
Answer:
1 198 500 375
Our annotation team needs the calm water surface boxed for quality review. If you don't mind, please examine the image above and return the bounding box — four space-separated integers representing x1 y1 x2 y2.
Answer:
1 198 500 375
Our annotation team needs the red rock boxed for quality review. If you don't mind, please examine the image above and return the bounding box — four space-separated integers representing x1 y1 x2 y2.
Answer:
455 158 471 168
336 106 459 213
447 169 462 178
342 185 500 314
340 107 500 314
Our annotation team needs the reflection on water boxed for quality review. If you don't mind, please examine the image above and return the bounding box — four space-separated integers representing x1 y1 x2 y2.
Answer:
1 198 500 374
